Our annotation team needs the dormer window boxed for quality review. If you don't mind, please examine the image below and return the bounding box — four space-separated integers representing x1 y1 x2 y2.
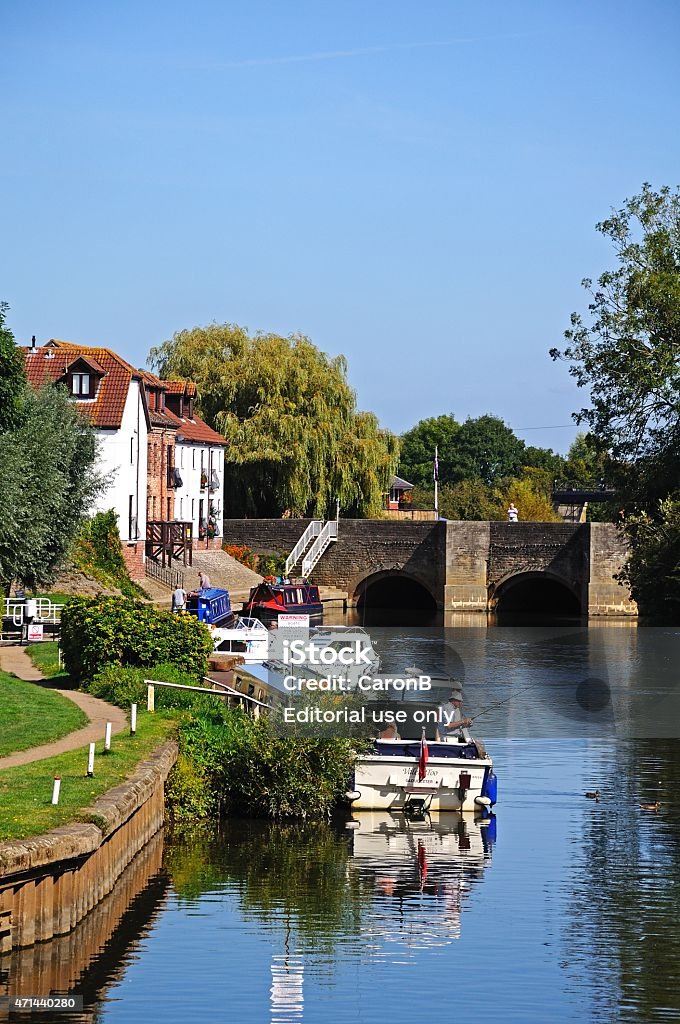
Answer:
72 372 91 396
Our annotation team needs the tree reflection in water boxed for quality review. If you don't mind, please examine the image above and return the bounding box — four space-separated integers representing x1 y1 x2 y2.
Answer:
565 739 680 1021
165 812 496 961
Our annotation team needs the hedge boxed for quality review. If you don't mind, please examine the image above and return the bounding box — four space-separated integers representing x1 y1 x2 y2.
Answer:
60 596 214 685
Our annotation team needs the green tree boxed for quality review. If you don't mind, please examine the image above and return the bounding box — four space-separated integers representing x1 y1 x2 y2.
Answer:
0 303 26 432
0 385 103 594
398 414 460 487
617 498 680 619
492 469 562 522
551 184 680 507
149 324 398 517
453 415 526 486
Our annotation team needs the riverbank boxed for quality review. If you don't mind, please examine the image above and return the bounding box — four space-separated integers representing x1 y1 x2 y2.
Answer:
0 739 177 951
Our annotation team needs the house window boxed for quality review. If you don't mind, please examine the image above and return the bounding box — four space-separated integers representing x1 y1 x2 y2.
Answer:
191 499 195 520
192 450 195 469
167 497 171 520
72 373 90 396
130 437 134 465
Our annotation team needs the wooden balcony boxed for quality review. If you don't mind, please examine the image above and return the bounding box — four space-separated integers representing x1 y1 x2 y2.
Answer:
145 520 193 567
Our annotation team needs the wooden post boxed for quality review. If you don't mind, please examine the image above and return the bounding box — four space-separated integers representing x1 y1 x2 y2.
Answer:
130 703 137 734
147 684 155 712
104 721 112 752
51 777 61 805
87 743 95 777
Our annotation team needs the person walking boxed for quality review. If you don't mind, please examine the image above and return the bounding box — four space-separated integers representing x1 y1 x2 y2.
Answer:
507 503 519 523
172 585 187 613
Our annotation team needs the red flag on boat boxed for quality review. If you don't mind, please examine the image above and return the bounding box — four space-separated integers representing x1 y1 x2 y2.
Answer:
418 730 429 781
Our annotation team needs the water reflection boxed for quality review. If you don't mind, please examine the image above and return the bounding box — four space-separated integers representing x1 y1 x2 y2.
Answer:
347 812 495 955
0 832 168 1023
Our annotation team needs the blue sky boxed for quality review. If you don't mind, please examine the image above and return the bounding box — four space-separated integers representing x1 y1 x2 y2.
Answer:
3 1 679 453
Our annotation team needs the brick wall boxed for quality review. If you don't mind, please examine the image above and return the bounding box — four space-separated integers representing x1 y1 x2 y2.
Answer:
487 522 585 590
121 542 146 581
146 430 175 523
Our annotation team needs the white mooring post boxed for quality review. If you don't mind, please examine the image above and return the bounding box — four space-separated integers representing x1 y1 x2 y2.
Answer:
130 703 137 734
87 742 95 777
147 684 155 712
51 777 61 805
104 721 112 752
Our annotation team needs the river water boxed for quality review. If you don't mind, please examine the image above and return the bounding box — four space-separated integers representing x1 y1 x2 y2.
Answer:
4 619 680 1023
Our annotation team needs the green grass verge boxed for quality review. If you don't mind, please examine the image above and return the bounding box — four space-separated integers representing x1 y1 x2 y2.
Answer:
0 672 87 757
0 711 176 841
25 641 67 681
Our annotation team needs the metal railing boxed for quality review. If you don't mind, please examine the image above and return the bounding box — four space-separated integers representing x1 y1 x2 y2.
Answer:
145 559 185 591
302 520 338 576
285 520 323 576
3 598 64 625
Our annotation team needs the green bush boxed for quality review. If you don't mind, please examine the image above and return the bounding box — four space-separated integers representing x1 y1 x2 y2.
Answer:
89 662 224 715
170 704 361 820
60 596 214 685
72 511 148 599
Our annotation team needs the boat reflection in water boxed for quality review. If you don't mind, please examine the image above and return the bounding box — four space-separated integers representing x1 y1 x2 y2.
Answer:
347 811 496 955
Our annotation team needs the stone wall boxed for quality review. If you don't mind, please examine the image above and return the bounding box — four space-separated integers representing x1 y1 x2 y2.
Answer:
587 522 637 616
222 518 637 616
0 740 177 951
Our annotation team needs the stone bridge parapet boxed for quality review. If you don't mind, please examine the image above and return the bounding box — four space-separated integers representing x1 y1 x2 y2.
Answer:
222 518 636 617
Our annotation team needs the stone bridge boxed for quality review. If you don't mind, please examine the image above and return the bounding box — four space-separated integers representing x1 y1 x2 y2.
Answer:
222 519 636 617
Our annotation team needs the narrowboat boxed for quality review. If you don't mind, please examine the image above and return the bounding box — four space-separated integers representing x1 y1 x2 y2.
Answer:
243 577 324 622
186 587 236 627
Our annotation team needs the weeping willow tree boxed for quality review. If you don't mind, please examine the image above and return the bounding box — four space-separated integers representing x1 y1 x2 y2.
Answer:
149 324 399 517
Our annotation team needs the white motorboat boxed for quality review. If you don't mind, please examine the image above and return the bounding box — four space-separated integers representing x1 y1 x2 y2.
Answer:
211 616 270 663
349 735 497 813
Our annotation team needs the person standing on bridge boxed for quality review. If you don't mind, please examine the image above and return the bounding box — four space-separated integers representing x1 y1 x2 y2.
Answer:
507 503 519 523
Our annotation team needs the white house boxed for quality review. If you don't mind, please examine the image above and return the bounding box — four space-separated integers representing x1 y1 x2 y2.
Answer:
23 341 149 577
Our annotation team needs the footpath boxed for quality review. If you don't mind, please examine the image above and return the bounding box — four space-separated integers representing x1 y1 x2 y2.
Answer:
0 644 127 770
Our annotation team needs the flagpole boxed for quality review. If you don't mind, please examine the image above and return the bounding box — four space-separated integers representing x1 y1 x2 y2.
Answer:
434 445 439 516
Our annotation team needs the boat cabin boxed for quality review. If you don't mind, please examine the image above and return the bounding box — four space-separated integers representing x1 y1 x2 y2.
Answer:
186 587 235 627
244 578 323 620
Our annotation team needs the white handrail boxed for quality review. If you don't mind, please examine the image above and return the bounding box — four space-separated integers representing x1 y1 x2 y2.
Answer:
3 598 64 625
301 520 338 576
285 520 323 575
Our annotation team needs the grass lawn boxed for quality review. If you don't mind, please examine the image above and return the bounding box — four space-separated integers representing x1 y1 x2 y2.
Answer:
0 711 176 841
25 641 66 682
0 672 87 757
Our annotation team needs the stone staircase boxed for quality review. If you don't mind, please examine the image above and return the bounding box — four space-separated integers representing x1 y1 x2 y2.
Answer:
188 549 263 604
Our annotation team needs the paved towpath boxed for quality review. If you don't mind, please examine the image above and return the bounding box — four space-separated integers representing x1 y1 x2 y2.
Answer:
0 644 127 770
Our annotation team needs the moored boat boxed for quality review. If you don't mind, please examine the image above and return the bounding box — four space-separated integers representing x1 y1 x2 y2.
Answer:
211 616 269 663
350 735 497 813
243 577 324 623
186 586 237 627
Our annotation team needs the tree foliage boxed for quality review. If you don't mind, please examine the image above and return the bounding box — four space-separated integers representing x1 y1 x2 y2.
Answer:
0 381 103 594
399 414 460 487
400 412 559 489
551 184 680 491
0 303 26 432
617 498 680 619
149 324 398 517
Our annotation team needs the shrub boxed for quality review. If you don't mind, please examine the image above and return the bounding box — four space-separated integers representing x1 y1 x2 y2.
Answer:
170 704 361 819
60 596 214 685
88 662 223 714
72 511 148 598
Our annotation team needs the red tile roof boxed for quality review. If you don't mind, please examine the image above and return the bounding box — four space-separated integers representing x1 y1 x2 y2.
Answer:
163 380 197 397
175 415 226 446
22 341 225 444
22 342 141 429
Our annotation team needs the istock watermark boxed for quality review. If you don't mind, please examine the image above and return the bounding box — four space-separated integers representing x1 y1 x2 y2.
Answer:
260 626 680 740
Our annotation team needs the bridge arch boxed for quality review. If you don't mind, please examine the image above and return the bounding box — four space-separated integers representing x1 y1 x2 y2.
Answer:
352 569 439 614
490 570 582 618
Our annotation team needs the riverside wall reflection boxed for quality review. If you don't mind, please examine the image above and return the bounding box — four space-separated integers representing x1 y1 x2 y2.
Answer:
0 832 169 1023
